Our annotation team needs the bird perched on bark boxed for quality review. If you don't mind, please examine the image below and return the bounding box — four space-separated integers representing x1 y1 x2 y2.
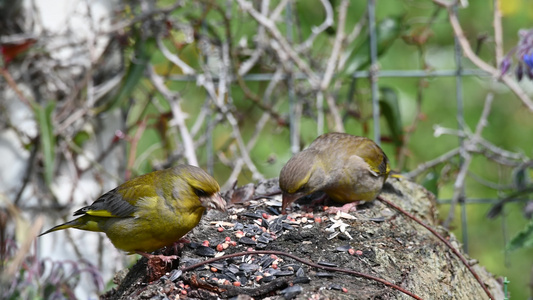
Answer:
39 164 226 261
279 132 390 213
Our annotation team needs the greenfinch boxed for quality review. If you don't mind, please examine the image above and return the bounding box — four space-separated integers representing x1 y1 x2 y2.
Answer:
279 132 390 213
39 164 226 255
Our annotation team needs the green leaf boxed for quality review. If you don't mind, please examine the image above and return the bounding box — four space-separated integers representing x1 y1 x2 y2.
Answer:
33 102 56 186
506 218 533 252
342 16 404 76
94 35 155 114
73 130 91 148
421 170 439 197
513 167 529 190
379 87 403 147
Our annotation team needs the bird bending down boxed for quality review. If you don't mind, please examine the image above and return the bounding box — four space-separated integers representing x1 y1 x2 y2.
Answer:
279 132 390 213
40 164 226 263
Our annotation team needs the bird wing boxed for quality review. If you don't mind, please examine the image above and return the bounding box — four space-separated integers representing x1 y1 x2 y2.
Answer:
72 187 138 218
72 170 162 218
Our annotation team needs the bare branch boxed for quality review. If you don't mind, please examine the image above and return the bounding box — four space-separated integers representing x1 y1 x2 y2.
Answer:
295 0 334 52
148 65 198 166
404 147 461 179
103 1 184 34
238 0 269 76
493 0 504 65
199 40 265 181
444 5 533 111
270 0 290 21
156 35 195 75
222 112 270 190
321 0 349 90
236 0 320 86
444 93 493 226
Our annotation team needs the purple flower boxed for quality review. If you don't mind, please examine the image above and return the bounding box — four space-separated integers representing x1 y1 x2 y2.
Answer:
523 53 533 69
516 63 524 81
500 28 533 81
500 57 511 75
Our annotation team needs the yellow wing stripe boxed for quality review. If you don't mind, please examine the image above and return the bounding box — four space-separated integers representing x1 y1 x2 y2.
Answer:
85 210 117 217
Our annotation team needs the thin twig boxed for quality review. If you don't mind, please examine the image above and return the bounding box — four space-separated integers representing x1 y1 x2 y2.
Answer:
444 94 494 227
321 0 349 90
0 67 34 108
404 148 461 179
269 0 289 22
326 91 345 132
236 0 320 87
440 3 533 111
492 0 503 65
238 0 268 76
222 112 271 190
148 65 198 166
103 1 184 34
156 35 195 75
318 0 349 133
295 0 334 52
199 42 265 181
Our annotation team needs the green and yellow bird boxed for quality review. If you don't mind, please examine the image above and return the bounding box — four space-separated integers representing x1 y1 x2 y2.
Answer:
40 164 226 256
279 132 390 213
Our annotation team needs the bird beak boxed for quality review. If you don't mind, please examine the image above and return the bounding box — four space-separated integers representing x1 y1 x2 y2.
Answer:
201 193 227 211
281 192 304 213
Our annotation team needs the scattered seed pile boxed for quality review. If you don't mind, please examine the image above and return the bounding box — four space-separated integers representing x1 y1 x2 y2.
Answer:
102 178 504 300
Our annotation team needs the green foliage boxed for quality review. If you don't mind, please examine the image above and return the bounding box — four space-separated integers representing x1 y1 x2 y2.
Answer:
72 130 91 148
379 87 403 148
342 16 405 76
421 170 439 198
95 34 155 114
507 218 533 252
32 101 56 186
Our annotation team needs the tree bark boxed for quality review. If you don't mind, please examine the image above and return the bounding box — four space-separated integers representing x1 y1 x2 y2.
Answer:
102 177 503 300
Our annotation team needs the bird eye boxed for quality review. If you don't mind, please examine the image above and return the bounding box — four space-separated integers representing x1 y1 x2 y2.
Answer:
194 188 209 197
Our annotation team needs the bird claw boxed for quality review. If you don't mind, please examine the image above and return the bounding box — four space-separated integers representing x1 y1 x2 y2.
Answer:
326 202 359 214
136 251 179 265
152 254 178 265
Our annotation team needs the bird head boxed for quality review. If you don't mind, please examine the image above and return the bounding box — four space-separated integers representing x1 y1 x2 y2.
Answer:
279 150 324 212
175 165 226 211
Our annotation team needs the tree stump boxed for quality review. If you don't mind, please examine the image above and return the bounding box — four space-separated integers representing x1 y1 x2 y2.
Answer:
102 177 503 299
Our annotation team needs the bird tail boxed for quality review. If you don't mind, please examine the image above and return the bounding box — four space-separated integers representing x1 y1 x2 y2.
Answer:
38 216 100 236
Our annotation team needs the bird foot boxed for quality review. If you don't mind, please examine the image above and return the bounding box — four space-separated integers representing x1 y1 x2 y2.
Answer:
326 202 359 214
136 251 179 265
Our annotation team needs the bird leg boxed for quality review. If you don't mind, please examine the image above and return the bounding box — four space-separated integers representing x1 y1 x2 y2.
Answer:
136 237 190 264
295 193 329 213
165 238 190 256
